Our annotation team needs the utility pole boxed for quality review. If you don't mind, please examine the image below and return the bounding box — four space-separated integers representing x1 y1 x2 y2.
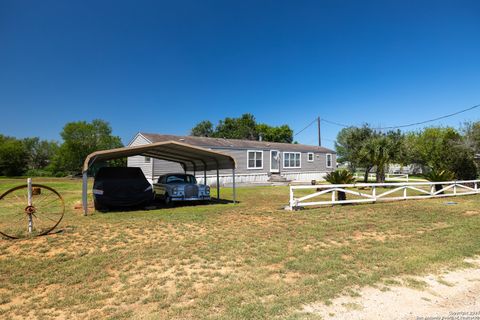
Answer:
317 116 321 146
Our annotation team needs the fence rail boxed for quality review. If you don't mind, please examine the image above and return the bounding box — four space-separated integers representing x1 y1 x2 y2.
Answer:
288 180 480 210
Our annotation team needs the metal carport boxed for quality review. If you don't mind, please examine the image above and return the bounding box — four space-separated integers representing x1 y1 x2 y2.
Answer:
81 141 237 215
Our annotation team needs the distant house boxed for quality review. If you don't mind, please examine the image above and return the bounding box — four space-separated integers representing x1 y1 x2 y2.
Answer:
127 133 336 185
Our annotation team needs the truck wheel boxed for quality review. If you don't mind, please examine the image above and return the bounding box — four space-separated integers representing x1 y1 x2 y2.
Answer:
94 200 108 212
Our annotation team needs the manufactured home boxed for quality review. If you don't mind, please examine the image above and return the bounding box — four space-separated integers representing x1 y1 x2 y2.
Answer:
128 133 336 185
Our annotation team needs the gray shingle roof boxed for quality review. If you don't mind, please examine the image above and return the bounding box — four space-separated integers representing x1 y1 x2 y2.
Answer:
139 133 335 153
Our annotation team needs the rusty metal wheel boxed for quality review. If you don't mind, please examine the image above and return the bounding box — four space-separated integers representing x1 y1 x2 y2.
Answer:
0 182 65 239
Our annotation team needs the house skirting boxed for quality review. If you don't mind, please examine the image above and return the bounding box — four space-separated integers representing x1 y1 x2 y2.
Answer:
147 171 327 186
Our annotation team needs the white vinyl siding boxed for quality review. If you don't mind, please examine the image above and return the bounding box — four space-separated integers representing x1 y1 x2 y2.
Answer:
127 133 153 181
326 153 333 168
247 150 263 169
307 152 314 162
283 152 301 168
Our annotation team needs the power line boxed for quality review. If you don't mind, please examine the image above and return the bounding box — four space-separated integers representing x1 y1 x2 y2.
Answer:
321 118 350 128
320 103 480 130
294 118 317 136
374 104 480 129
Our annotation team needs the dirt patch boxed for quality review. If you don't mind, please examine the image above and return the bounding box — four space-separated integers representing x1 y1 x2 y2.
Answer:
416 222 451 234
351 230 405 242
463 210 480 216
72 201 95 214
302 258 480 320
303 239 348 252
264 263 302 284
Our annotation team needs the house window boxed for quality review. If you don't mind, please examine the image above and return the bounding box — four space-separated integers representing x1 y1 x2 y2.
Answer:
247 150 263 169
145 156 151 163
283 152 301 168
326 154 332 168
307 152 314 162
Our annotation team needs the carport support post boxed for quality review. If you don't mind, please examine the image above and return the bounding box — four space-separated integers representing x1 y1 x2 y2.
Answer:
82 171 88 216
204 169 207 185
232 168 236 204
216 168 220 200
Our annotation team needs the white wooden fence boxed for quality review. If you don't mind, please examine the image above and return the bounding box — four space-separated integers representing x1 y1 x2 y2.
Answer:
288 180 480 210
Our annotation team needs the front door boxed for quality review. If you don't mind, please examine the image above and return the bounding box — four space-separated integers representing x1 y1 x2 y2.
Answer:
270 150 280 173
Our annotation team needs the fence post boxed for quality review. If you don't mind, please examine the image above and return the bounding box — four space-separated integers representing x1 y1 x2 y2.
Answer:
453 182 457 195
27 178 33 233
331 189 336 204
289 187 294 209
430 184 435 196
475 182 478 193
403 186 407 199
372 186 376 200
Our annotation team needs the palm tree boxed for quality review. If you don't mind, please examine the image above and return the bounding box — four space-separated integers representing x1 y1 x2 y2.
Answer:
359 131 403 183
324 170 356 201
424 169 454 194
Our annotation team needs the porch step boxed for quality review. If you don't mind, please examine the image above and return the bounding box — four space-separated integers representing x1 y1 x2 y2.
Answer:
268 174 289 182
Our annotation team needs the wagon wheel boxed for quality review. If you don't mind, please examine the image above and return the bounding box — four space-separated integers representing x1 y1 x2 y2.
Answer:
0 184 65 239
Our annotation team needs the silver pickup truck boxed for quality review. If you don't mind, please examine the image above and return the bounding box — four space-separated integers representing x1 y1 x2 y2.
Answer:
154 173 210 204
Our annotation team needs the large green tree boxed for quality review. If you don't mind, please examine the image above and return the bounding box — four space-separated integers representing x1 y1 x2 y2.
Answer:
190 113 293 143
190 120 214 137
51 119 123 174
0 135 28 176
408 127 477 180
256 124 293 143
409 127 461 171
335 125 375 176
464 121 480 153
23 137 59 170
214 114 258 140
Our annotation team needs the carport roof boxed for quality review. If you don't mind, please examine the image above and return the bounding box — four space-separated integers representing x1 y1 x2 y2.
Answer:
83 141 236 173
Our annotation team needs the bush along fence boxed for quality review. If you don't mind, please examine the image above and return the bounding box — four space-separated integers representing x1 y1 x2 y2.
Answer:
288 180 480 210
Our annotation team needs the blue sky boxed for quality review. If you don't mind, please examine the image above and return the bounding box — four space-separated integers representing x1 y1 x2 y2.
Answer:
1 0 479 149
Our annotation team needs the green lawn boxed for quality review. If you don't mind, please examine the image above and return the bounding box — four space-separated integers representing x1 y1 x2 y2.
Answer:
1 177 480 319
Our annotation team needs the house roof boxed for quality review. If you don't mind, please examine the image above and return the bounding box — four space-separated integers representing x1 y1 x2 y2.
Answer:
138 133 335 153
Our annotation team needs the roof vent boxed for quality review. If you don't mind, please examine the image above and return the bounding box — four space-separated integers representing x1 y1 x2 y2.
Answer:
179 138 185 141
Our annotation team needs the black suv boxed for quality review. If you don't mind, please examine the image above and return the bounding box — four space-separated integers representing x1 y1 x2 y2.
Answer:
93 167 154 210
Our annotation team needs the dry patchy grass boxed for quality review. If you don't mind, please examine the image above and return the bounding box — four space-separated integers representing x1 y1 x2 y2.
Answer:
0 178 480 319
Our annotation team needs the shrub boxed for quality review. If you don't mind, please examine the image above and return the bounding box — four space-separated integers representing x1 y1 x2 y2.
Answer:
25 169 55 177
448 148 478 180
424 169 455 194
324 170 356 201
0 138 28 176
